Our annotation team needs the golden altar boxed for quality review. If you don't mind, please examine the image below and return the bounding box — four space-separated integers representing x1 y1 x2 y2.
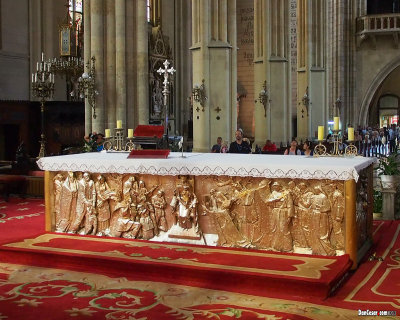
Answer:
38 152 375 268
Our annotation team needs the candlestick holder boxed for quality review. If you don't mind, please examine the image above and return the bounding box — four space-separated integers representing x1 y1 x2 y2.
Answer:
330 130 343 156
102 128 135 151
32 52 55 158
103 136 114 151
313 141 327 157
345 140 358 157
125 138 135 151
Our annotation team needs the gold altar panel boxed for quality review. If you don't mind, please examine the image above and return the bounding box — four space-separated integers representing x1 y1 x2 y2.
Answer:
46 171 355 257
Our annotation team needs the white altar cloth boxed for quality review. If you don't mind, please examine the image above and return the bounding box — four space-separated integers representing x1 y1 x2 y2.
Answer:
37 152 375 182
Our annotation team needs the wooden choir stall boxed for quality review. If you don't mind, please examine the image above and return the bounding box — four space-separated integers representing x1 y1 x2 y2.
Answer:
38 152 375 268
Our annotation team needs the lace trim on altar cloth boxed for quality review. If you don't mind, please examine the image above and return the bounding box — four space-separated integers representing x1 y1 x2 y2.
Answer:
37 153 375 182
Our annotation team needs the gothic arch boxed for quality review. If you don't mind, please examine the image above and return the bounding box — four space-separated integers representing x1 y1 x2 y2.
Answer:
359 55 400 125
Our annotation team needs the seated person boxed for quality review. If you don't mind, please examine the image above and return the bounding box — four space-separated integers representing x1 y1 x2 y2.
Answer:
211 137 222 153
229 129 252 154
220 141 229 153
262 139 277 152
284 139 302 155
302 140 313 156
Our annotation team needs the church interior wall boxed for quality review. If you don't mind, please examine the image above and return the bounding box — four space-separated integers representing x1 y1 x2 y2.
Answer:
355 36 400 125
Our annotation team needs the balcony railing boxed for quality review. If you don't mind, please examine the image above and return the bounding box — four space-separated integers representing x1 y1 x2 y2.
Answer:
356 14 400 47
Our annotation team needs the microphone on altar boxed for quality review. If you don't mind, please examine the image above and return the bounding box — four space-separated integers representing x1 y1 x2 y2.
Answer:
178 136 185 158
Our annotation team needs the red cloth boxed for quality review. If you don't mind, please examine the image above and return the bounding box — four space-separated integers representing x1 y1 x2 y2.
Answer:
134 125 164 138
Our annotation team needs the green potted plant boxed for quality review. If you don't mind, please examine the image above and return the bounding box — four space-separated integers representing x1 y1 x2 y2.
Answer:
376 151 400 189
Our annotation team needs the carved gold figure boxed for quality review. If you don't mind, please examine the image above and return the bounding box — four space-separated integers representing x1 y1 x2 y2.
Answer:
309 183 335 255
265 181 294 252
170 184 199 233
53 173 64 225
291 182 313 249
151 190 168 234
330 184 345 251
57 171 78 232
95 175 116 236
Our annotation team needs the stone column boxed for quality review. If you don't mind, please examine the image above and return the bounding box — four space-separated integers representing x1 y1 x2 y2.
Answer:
191 0 237 152
83 0 92 134
90 0 105 134
308 0 327 140
254 0 291 147
106 0 116 131
296 0 308 140
116 0 127 129
136 0 149 125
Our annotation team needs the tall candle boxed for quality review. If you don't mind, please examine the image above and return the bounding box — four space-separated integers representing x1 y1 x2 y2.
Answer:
333 117 340 131
117 120 122 129
348 127 354 141
127 129 134 138
318 126 324 141
105 129 111 138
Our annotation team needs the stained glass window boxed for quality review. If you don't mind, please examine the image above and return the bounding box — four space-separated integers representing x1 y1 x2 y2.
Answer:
68 0 83 56
147 0 152 22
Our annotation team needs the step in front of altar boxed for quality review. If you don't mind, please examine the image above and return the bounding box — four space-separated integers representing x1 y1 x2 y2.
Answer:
0 233 352 299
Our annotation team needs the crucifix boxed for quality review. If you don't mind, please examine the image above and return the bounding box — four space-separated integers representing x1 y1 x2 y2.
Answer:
157 60 176 141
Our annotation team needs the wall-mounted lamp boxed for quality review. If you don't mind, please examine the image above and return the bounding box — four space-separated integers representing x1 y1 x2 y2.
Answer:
192 79 207 111
256 80 269 117
72 56 98 119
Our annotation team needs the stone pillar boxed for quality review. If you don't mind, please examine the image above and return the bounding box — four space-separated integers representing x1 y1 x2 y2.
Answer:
308 0 327 140
136 0 149 125
90 0 105 134
83 0 92 135
296 0 308 140
116 0 127 129
254 0 291 146
105 0 116 131
191 0 237 152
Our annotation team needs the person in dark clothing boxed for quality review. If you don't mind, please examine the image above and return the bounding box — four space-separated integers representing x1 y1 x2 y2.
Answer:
229 129 252 154
211 137 222 153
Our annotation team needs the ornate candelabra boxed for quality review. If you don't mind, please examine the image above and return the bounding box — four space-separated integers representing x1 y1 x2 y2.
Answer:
301 87 310 116
50 56 84 80
313 125 358 157
256 80 269 117
157 60 176 145
74 56 98 118
192 79 207 112
32 52 55 158
103 127 135 152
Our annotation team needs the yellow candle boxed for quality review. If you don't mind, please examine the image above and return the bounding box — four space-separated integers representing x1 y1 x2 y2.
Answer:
105 129 110 138
318 126 324 141
333 117 340 131
348 127 354 141
127 129 134 138
117 120 122 129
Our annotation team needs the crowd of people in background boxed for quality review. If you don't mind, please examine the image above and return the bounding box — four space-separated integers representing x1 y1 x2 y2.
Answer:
210 123 400 157
84 132 105 152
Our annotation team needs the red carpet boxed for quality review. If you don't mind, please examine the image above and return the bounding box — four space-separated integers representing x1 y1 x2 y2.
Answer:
0 197 45 244
0 198 399 319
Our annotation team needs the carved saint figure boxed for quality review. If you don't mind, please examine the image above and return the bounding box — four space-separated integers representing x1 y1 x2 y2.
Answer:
95 175 116 236
151 190 168 234
123 176 139 221
266 181 294 252
69 172 96 234
138 203 155 240
291 182 313 249
170 185 199 232
137 180 158 205
330 185 345 251
53 173 64 225
57 171 79 232
310 183 335 255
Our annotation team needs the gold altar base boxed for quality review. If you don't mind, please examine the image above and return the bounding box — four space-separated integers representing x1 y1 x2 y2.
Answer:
44 166 373 268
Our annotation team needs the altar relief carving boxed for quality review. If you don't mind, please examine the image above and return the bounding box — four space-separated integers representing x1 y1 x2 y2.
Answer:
51 172 349 256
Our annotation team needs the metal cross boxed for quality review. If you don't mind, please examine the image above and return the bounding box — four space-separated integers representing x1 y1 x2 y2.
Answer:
156 60 176 138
